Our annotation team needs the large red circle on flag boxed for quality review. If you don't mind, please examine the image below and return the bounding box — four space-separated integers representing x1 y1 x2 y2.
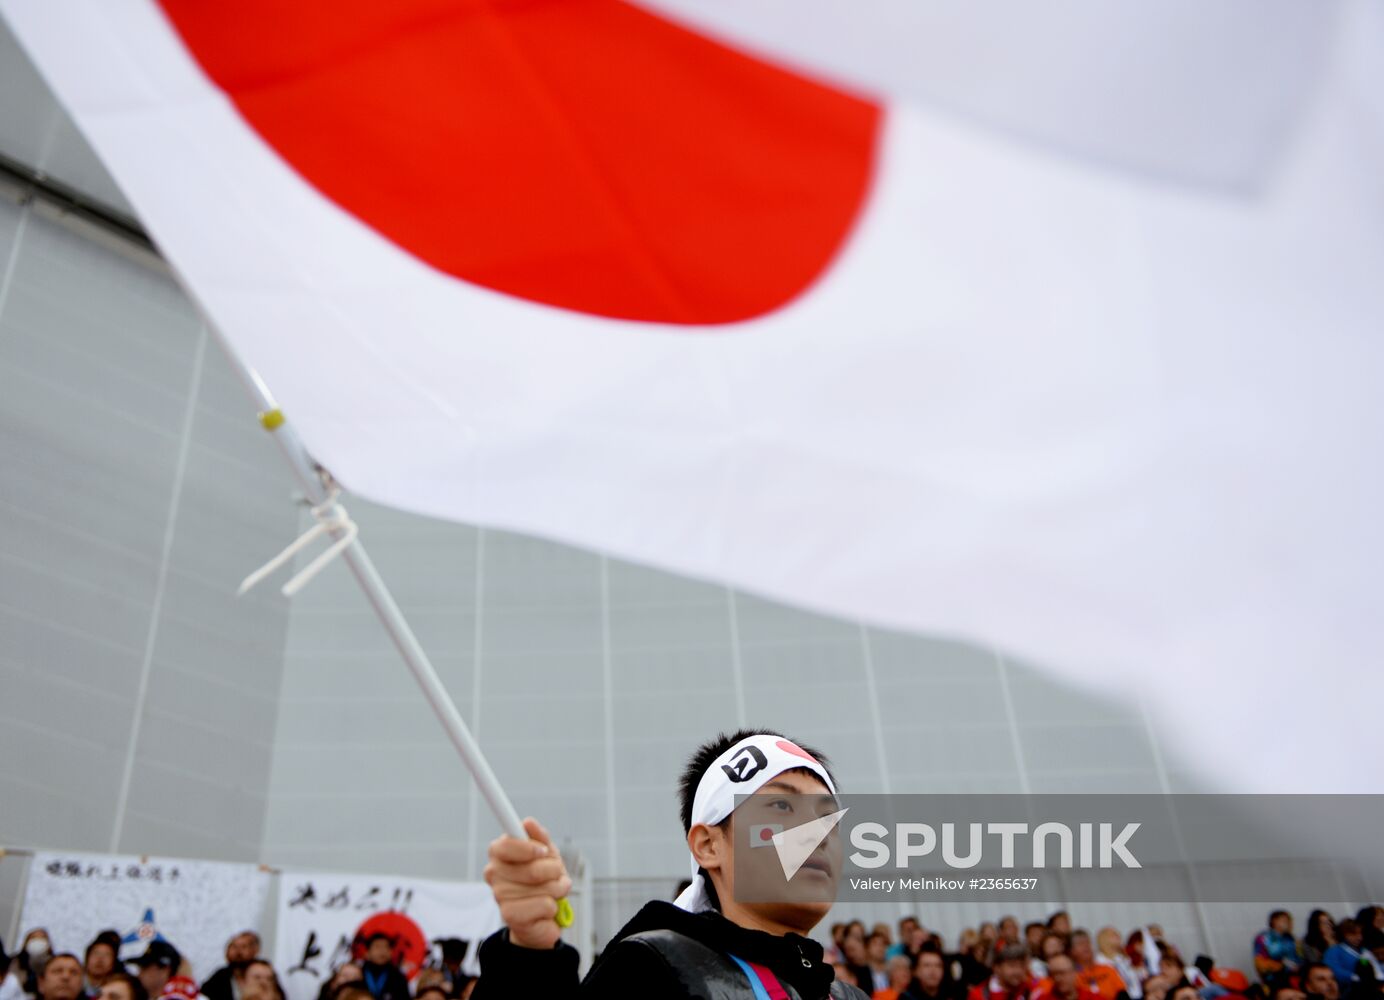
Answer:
155 0 880 324
351 913 428 980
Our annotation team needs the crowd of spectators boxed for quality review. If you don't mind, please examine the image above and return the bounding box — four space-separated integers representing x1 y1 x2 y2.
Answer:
5 905 1382 1000
821 907 1384 1000
0 931 475 1000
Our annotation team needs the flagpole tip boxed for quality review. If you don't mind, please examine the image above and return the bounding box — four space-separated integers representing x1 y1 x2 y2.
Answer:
259 408 285 431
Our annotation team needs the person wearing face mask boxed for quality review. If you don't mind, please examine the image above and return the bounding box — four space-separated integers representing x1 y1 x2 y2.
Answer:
16 930 54 998
201 933 261 1000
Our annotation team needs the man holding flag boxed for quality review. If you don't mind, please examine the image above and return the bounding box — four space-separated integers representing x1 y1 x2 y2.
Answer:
475 730 867 999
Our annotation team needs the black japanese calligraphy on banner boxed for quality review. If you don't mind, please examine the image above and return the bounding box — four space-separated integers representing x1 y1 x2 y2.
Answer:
275 871 500 1000
21 851 269 985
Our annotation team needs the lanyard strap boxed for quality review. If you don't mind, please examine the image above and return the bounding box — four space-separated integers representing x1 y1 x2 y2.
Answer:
729 955 791 1000
363 970 387 998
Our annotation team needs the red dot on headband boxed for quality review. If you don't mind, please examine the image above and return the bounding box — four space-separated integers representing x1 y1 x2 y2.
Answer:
776 739 817 762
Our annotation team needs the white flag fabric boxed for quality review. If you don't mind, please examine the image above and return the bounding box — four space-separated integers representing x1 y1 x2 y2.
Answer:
19 851 270 982
273 870 500 1000
2 0 1381 794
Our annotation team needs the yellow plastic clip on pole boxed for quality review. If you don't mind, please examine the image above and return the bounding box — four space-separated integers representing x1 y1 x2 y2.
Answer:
556 897 574 927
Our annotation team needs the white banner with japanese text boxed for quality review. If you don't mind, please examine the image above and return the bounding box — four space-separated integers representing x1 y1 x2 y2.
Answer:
274 870 501 1000
19 851 271 982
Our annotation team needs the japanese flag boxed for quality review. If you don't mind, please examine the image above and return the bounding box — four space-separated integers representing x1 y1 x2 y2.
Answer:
3 0 1382 794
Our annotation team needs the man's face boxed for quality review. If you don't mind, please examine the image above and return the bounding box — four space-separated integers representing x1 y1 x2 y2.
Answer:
1096 929 1120 957
41 957 84 1000
1070 935 1094 966
1144 977 1172 1000
1160 957 1183 980
1049 956 1078 1000
1273 915 1293 936
228 935 259 966
1306 966 1339 1000
1027 927 1046 952
366 939 392 965
1043 937 1066 961
1172 987 1201 1000
1344 927 1363 948
1276 990 1308 1000
918 954 945 990
1051 914 1072 936
721 770 840 931
86 945 116 980
1000 918 1019 942
138 965 171 998
997 959 1029 991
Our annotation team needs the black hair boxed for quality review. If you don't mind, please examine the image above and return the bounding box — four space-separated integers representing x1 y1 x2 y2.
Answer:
915 941 951 981
42 954 84 977
1302 962 1335 986
1304 911 1336 952
105 972 149 1000
365 933 392 948
1046 910 1070 928
677 728 835 833
1268 909 1292 926
85 936 119 962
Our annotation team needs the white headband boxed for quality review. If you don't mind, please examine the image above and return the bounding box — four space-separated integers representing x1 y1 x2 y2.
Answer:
673 733 837 912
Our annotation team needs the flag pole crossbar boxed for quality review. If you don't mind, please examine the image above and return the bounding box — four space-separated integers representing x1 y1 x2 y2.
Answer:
218 337 571 929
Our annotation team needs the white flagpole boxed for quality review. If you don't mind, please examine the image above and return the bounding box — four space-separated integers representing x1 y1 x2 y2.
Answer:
214 335 572 926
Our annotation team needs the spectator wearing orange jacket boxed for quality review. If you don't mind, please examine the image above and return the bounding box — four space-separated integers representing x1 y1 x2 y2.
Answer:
1071 931 1126 1000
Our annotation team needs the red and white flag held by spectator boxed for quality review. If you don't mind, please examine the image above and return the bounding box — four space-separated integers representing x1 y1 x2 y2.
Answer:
3 0 1382 791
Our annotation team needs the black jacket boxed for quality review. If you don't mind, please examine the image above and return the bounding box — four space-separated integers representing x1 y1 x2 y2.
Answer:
202 967 237 1000
473 901 870 999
